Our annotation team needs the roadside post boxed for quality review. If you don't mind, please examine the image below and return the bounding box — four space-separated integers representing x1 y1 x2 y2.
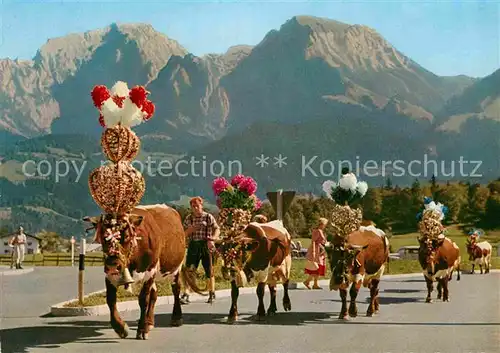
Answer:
70 236 75 267
78 238 86 306
266 189 296 221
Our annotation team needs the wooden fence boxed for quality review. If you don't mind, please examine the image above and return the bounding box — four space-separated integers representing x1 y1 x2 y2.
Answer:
0 253 104 267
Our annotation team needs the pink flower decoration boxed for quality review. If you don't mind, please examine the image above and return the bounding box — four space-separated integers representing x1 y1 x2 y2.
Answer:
255 199 262 210
239 176 257 195
231 174 246 186
212 177 229 196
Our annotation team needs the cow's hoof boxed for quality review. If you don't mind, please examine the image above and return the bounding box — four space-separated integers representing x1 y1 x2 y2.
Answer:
338 313 349 320
425 298 432 303
366 311 374 317
116 324 129 339
283 301 292 311
170 318 183 327
437 295 442 300
136 332 148 340
267 310 277 316
227 315 238 324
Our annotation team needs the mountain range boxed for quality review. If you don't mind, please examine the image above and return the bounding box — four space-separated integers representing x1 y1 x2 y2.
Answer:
0 15 499 235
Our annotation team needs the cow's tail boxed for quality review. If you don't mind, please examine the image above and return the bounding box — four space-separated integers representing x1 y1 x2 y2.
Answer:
179 265 209 296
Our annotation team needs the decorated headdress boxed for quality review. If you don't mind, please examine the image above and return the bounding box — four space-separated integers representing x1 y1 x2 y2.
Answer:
212 174 262 238
416 197 448 241
88 81 155 216
322 168 368 240
468 228 484 238
212 174 262 287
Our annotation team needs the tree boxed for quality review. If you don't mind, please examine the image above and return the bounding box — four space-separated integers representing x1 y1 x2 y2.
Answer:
38 230 67 253
435 183 468 224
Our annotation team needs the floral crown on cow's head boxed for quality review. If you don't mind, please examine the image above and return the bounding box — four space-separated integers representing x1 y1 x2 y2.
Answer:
322 168 368 206
88 81 155 216
417 197 448 240
322 168 367 240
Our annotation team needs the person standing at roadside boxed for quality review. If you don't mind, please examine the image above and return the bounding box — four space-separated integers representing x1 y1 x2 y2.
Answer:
11 226 27 269
180 197 220 304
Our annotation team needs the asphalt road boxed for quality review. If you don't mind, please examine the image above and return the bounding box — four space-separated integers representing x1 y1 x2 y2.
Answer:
1 270 499 353
0 266 106 318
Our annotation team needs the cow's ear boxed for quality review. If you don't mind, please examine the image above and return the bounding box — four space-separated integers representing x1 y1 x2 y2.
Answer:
83 216 100 226
128 214 144 227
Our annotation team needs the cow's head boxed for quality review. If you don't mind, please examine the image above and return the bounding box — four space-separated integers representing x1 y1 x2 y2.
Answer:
418 237 442 275
83 213 143 287
329 242 368 285
214 225 262 283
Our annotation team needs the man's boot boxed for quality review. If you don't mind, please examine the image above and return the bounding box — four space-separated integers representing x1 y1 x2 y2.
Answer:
180 293 190 305
206 277 216 304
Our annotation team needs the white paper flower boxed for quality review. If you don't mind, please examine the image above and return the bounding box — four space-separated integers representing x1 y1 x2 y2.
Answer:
338 173 357 191
111 81 129 97
120 97 144 127
322 180 336 198
356 181 368 196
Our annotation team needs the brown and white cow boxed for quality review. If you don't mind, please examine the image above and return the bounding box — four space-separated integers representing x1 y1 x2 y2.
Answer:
218 220 292 323
418 236 460 303
84 204 205 340
466 238 492 274
327 224 389 320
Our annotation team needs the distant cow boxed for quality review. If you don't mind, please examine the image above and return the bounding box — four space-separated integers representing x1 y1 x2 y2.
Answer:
84 204 205 340
466 238 492 274
418 236 460 303
327 224 389 320
219 220 292 323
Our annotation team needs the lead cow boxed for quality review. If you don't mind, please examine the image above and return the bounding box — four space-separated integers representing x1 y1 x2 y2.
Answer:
84 204 205 340
219 220 293 323
328 223 389 320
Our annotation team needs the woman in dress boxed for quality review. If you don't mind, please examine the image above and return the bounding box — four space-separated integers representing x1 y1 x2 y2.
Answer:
303 218 328 289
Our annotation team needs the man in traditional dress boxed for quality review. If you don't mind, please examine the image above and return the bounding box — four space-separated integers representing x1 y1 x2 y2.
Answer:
180 197 220 304
11 226 27 269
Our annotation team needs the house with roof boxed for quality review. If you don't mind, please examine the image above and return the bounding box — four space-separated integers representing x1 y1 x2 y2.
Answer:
0 233 42 255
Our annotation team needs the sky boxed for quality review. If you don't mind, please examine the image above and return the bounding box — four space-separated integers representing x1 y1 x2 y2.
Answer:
0 0 498 78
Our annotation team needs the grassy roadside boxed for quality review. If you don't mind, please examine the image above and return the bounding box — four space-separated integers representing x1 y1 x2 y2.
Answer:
62 227 500 308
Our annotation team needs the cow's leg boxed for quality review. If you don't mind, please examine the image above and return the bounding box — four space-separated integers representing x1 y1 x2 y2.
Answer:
366 279 380 317
470 264 475 274
348 282 359 318
255 282 266 320
338 288 348 320
442 276 450 302
486 258 490 274
282 279 292 312
228 280 239 324
479 264 483 274
145 281 158 331
137 277 154 340
105 278 129 339
437 280 442 300
170 272 183 327
267 283 278 316
456 263 461 280
425 276 433 303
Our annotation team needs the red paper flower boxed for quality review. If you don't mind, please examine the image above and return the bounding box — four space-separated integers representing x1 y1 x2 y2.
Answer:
142 100 155 120
98 114 105 127
91 85 110 108
129 86 148 107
